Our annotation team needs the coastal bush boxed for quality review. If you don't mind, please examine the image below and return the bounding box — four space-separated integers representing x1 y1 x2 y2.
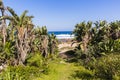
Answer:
71 66 94 79
26 52 50 74
73 21 120 66
0 65 42 80
113 39 120 52
26 52 43 67
95 54 120 79
74 44 100 65
84 53 120 79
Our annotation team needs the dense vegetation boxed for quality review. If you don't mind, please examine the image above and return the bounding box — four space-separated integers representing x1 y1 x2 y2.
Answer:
72 21 120 79
0 1 58 80
73 21 120 60
0 0 120 80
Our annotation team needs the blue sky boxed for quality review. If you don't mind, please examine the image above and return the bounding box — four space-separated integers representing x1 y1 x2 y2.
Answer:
3 0 120 31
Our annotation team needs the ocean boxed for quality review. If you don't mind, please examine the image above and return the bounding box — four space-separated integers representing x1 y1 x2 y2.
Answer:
48 31 74 39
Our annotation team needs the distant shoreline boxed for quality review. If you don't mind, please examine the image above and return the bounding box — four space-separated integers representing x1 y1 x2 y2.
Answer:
56 34 74 39
48 31 74 39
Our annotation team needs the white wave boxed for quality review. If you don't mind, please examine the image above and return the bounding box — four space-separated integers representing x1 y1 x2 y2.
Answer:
56 34 74 39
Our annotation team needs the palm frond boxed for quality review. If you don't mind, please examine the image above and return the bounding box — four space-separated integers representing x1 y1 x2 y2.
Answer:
7 7 19 22
0 0 4 9
0 0 3 5
20 10 28 27
0 16 13 21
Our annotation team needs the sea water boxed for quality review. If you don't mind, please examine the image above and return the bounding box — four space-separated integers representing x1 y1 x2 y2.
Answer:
48 31 74 39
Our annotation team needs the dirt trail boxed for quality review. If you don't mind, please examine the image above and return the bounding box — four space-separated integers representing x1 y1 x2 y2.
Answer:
38 42 79 80
58 42 76 52
58 42 77 58
38 61 80 80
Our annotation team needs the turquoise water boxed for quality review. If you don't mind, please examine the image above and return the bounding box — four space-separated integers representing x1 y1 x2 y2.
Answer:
48 31 74 39
48 31 72 35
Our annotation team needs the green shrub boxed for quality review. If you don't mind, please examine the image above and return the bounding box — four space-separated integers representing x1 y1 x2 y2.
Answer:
71 66 94 79
0 65 42 80
90 53 120 79
26 53 43 67
113 39 120 52
26 53 50 74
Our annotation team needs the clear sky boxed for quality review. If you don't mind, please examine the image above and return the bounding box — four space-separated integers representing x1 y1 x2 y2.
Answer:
3 0 120 31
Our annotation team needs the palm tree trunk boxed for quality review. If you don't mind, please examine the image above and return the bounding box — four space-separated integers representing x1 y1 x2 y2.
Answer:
16 28 29 65
1 4 7 45
41 35 48 57
1 7 7 46
2 24 6 46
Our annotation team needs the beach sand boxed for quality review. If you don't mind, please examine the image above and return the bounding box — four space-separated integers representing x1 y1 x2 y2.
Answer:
58 39 77 58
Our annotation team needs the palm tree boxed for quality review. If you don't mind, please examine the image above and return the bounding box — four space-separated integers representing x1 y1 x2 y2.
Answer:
0 7 34 65
90 20 108 44
110 21 120 40
73 21 92 53
0 0 7 46
48 33 58 55
33 26 49 57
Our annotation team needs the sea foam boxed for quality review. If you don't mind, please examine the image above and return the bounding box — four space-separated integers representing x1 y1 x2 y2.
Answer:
56 34 74 39
48 31 74 39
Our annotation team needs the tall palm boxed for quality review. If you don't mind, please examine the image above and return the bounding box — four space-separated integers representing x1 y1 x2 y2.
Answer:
0 0 7 46
0 7 34 65
48 33 58 54
110 21 120 40
91 20 108 44
73 21 92 53
33 26 48 57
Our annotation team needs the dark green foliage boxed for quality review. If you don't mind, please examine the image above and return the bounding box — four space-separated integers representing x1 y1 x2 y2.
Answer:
94 54 120 79
82 53 120 80
73 21 92 42
72 21 120 79
73 21 120 62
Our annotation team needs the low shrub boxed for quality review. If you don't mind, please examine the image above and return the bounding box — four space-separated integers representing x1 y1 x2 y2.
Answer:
85 53 120 80
113 39 120 52
26 52 50 74
71 66 94 79
95 54 120 79
0 65 42 80
26 52 44 67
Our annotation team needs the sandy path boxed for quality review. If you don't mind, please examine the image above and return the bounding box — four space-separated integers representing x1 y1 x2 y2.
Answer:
58 42 77 58
58 42 77 52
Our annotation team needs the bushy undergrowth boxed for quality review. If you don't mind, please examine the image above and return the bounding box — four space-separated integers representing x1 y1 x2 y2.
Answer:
71 66 94 80
0 53 53 80
81 53 120 80
26 53 44 67
0 65 42 80
94 53 120 80
72 21 120 79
